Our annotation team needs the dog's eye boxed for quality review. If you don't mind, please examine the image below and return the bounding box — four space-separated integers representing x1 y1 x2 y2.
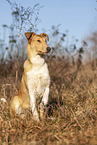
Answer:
37 40 41 43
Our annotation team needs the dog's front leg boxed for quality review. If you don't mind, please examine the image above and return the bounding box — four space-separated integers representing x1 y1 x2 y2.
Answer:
40 86 49 119
28 85 39 121
30 94 39 121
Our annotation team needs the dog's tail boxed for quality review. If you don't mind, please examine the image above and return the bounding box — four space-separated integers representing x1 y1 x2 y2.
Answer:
10 96 21 117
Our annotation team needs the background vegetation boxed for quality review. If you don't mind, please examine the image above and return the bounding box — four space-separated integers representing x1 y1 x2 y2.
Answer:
0 0 97 145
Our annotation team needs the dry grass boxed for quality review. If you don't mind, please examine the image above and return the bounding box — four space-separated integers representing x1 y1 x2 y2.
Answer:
0 58 97 145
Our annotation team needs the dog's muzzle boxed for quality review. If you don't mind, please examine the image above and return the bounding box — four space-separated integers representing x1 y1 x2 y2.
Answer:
46 47 51 53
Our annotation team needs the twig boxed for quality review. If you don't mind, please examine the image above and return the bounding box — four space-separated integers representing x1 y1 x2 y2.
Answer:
71 108 84 130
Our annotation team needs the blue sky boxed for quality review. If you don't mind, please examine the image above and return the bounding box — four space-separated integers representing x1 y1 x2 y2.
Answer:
0 0 97 47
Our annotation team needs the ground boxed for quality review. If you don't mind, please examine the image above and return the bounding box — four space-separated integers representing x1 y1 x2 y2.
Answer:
0 58 97 145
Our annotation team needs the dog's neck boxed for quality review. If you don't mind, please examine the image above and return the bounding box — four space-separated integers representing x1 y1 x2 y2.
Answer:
26 44 45 66
30 55 45 66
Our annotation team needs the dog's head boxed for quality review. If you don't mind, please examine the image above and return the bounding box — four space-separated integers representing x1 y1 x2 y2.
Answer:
25 32 51 54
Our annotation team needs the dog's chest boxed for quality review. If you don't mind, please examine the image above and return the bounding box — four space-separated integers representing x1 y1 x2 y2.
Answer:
27 62 50 94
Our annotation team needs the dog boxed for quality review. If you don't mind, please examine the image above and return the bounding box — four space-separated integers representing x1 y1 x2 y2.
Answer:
10 32 51 121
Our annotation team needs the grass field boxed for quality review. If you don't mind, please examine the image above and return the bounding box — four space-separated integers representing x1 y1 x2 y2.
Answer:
0 58 97 145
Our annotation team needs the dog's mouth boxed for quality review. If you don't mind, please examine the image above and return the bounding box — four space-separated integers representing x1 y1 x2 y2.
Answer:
38 51 48 54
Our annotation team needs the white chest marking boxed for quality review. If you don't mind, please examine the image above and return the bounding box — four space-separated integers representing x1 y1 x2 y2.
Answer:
26 55 50 96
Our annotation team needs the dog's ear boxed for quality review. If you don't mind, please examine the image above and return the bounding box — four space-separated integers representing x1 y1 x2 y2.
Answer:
25 32 35 42
40 33 49 41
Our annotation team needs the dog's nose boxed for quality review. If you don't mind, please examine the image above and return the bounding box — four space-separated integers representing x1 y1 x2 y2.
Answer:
46 47 51 52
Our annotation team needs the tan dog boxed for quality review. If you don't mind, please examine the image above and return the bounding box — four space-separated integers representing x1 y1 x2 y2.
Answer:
10 32 51 121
